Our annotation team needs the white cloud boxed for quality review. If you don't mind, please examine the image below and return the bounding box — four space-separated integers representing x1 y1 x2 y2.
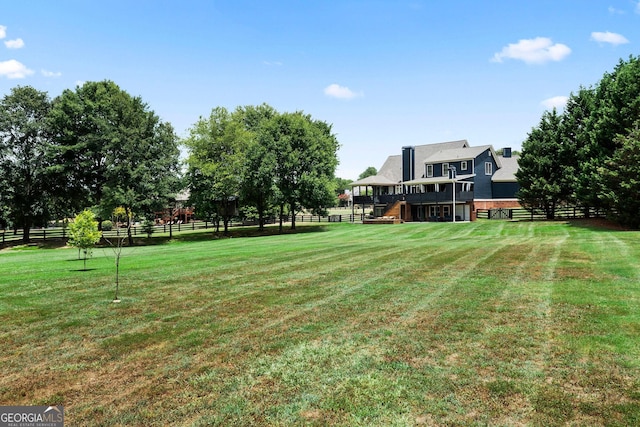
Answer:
4 38 24 49
492 37 571 64
608 6 625 14
323 83 362 100
0 59 34 78
0 25 6 39
41 69 62 78
541 96 568 110
590 31 629 46
263 60 282 66
636 1 640 14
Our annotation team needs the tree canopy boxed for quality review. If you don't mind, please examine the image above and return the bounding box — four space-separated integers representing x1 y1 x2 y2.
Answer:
0 80 181 242
358 166 377 180
517 55 640 227
0 86 53 242
516 109 574 219
1 81 341 238
185 105 340 232
184 106 250 234
49 80 181 226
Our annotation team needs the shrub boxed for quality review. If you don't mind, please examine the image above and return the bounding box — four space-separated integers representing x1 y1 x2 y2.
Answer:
141 219 155 238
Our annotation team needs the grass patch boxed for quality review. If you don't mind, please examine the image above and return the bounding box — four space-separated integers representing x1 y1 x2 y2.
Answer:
0 220 639 425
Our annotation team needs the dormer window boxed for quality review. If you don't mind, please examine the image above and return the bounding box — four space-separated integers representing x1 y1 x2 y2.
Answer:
461 161 467 171
426 164 433 177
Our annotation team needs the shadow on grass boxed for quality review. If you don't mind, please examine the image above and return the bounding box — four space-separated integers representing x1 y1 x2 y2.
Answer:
2 225 331 251
70 268 97 272
567 218 633 232
135 224 330 246
0 238 68 251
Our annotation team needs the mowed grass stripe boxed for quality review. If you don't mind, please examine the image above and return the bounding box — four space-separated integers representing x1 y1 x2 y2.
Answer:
1 220 639 425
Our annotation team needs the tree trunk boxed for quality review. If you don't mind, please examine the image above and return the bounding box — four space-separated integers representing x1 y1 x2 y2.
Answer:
290 202 296 230
22 218 31 244
278 204 284 233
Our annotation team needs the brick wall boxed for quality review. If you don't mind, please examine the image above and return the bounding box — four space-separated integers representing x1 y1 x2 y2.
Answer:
473 199 521 210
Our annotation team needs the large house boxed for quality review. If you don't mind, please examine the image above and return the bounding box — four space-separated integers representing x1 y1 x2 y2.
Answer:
350 140 520 222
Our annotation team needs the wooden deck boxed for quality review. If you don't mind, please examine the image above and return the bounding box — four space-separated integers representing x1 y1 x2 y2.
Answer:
363 216 403 224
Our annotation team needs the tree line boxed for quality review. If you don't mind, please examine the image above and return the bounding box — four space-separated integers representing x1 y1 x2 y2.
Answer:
0 80 342 243
183 104 340 233
516 55 640 228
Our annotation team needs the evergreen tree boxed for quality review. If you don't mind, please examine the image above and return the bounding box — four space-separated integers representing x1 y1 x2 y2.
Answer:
599 123 640 228
516 109 573 219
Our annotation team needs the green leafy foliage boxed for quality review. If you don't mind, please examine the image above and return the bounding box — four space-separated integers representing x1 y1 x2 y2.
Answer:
599 124 640 228
357 166 377 180
519 55 640 226
186 105 339 232
0 86 53 242
516 109 574 219
48 80 181 232
185 107 249 234
68 209 102 269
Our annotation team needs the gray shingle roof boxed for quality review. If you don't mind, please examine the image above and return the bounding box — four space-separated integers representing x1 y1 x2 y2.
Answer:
413 140 469 166
423 145 492 163
492 155 519 182
350 154 401 187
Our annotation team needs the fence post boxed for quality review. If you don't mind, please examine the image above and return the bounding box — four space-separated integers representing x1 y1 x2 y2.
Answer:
43 229 46 241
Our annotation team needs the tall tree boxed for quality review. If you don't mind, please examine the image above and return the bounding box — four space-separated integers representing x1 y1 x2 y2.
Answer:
258 112 339 230
48 81 125 215
516 109 573 219
574 56 640 211
185 107 249 234
99 104 181 244
0 86 52 242
561 87 594 213
521 56 640 225
49 80 181 241
599 123 640 228
238 104 278 230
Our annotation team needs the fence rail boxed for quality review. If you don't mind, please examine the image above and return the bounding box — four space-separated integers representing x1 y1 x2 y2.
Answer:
0 214 365 245
476 206 607 221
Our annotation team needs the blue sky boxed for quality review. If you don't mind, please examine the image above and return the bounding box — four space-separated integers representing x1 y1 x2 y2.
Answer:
2 1 639 179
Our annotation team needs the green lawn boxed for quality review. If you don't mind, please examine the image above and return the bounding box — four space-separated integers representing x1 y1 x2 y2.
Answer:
1 220 639 426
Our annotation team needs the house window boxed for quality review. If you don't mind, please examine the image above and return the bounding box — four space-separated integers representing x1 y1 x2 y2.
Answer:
485 162 493 175
442 163 449 177
460 161 467 171
426 164 433 177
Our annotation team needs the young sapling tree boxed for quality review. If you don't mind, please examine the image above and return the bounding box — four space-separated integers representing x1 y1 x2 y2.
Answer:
68 209 102 270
